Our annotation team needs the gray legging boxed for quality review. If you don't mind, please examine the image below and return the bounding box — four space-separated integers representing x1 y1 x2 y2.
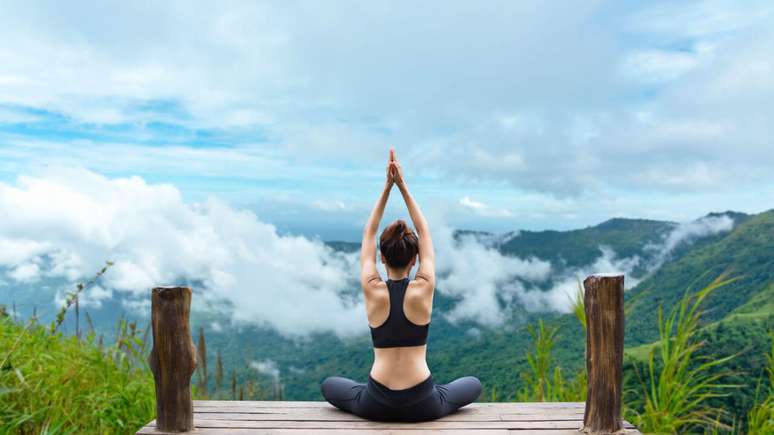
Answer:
320 374 481 422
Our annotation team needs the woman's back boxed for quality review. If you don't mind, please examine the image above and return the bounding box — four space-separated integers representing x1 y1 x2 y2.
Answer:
368 277 431 389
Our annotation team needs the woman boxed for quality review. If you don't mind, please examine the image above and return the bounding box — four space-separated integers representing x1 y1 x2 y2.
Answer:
320 148 481 422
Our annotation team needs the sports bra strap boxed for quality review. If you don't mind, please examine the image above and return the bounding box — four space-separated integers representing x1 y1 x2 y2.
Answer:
370 277 430 348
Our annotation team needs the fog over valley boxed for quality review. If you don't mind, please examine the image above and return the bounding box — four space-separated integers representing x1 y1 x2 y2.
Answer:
0 168 740 338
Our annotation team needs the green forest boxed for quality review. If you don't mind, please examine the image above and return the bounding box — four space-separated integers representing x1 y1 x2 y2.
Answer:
1 210 773 433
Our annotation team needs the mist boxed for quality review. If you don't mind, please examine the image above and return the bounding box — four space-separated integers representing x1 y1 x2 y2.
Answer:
0 168 738 336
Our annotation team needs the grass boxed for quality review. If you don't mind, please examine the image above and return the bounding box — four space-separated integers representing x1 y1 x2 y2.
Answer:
627 276 740 434
745 332 773 433
0 313 155 434
517 309 586 402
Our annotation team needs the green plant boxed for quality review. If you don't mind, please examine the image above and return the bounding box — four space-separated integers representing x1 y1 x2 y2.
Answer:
0 316 154 434
516 319 586 402
517 319 557 401
570 278 586 331
629 276 740 433
746 331 773 434
50 261 114 334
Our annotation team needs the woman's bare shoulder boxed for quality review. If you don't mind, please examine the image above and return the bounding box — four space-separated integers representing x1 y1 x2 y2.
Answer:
407 278 434 294
363 279 389 299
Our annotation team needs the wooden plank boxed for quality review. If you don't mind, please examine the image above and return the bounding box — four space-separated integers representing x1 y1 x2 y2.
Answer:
138 428 581 435
138 427 639 435
191 406 585 416
192 402 585 413
142 418 636 429
137 401 642 434
142 418 594 429
190 408 587 419
188 412 586 422
193 401 585 409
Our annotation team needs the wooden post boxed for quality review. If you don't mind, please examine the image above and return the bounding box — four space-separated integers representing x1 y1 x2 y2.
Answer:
582 274 624 434
148 286 197 432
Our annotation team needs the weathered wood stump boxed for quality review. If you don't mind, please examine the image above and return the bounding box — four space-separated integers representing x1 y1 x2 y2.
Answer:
582 274 624 434
148 286 197 432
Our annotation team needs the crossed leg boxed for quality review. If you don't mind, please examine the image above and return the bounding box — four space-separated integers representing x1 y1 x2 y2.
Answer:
436 376 482 415
321 375 482 422
320 376 367 414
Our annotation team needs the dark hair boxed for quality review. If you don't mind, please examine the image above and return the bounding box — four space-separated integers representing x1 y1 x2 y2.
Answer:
379 219 419 269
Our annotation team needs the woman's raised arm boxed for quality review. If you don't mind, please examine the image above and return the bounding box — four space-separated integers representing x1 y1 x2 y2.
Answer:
360 154 394 289
389 150 435 289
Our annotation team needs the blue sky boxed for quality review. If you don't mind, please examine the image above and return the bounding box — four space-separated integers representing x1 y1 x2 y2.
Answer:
1 0 774 241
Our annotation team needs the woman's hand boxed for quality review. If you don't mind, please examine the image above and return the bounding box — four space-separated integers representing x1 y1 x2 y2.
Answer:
385 150 395 187
389 148 405 188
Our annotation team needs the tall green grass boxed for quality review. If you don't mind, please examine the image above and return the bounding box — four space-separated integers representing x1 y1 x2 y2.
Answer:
628 277 739 433
0 313 155 434
516 318 586 402
745 332 773 433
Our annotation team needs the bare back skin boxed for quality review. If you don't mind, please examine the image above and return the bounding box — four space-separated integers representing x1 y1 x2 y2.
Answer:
366 279 432 389
360 148 436 390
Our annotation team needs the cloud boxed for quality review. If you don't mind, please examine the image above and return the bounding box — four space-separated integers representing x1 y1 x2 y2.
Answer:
310 199 351 212
0 168 367 337
0 168 743 333
620 48 709 83
459 196 513 218
432 224 552 325
523 214 737 313
250 359 280 383
0 1 772 232
521 246 642 313
8 262 40 283
0 167 569 331
53 284 113 309
0 168 553 333
644 214 734 270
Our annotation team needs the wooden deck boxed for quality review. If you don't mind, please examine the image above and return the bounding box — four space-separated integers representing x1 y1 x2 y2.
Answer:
137 400 641 434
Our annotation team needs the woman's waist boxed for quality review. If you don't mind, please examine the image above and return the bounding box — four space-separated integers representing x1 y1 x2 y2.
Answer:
366 372 435 408
370 348 430 390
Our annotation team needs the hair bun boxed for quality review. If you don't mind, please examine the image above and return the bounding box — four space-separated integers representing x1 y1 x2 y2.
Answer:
379 219 419 269
397 220 415 238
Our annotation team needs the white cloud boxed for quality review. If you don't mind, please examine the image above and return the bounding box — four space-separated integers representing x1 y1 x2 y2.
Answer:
645 214 734 270
250 359 280 382
0 1 771 230
459 196 513 218
54 284 113 309
8 263 41 283
621 48 708 83
433 223 551 325
0 167 571 331
310 200 351 212
0 168 367 337
0 239 50 268
523 214 737 313
523 246 642 313
0 167 744 333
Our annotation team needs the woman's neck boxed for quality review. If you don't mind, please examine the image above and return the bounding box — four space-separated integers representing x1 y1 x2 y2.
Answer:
386 268 409 280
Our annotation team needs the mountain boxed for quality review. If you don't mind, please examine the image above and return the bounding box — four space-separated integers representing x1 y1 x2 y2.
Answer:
500 217 675 271
625 209 771 344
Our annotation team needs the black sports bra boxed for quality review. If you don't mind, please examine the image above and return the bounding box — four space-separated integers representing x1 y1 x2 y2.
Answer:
369 277 430 348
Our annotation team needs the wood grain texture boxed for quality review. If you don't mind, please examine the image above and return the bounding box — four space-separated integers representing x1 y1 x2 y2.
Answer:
139 429 578 435
582 275 625 434
148 286 197 432
138 401 640 434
